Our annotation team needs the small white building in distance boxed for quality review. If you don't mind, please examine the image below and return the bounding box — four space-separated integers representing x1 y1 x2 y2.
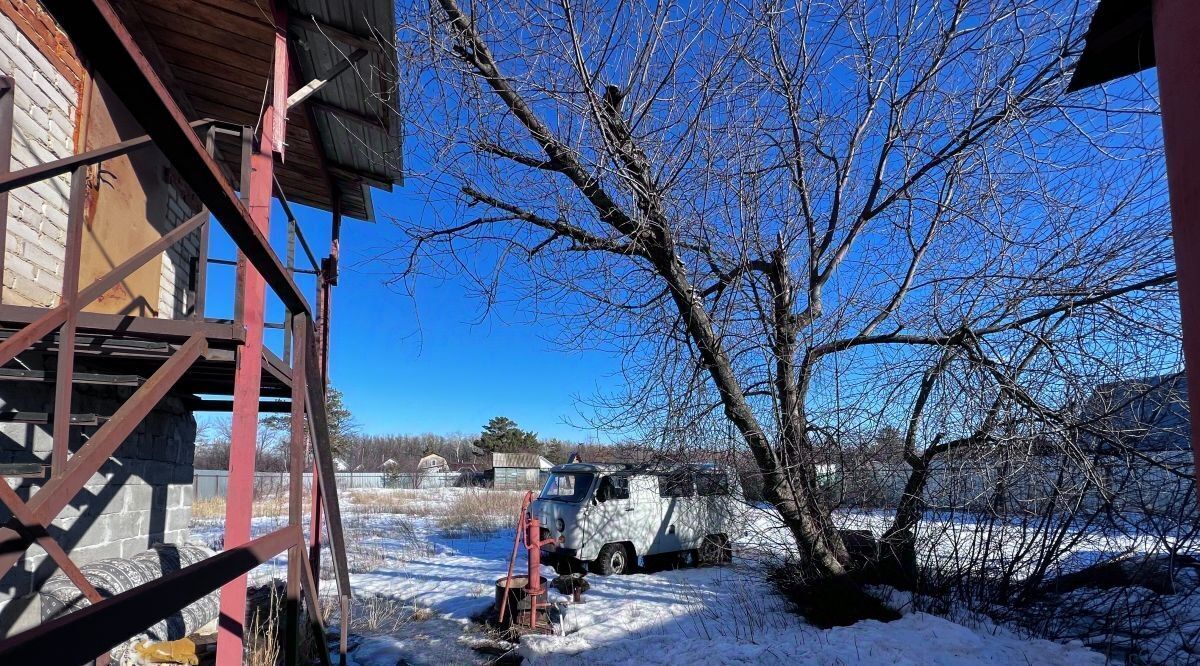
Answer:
417 453 452 488
491 452 554 490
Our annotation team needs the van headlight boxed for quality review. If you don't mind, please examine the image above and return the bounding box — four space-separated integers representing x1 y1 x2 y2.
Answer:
556 518 565 533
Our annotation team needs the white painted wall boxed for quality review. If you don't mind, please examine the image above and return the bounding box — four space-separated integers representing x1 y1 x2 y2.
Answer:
0 11 75 308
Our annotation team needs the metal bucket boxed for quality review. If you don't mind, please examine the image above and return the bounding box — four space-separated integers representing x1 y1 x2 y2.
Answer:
495 575 548 625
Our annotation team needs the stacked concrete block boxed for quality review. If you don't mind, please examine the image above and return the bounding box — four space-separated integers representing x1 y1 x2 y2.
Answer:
0 381 198 636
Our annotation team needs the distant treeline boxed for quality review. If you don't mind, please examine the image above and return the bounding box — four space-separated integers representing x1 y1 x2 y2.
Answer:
191 413 768 500
194 423 581 473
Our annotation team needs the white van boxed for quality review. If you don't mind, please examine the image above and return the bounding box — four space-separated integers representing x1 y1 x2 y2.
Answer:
531 462 741 575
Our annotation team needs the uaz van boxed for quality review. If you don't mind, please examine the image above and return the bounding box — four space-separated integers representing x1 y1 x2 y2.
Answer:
531 462 741 575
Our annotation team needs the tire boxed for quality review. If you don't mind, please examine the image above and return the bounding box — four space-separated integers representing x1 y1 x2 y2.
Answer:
593 543 632 575
699 535 731 566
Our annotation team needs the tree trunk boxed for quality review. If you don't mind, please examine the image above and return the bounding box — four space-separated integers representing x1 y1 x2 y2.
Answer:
651 248 850 579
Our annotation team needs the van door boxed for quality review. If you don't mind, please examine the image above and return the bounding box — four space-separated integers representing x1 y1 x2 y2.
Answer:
695 469 735 539
623 474 661 557
651 470 693 554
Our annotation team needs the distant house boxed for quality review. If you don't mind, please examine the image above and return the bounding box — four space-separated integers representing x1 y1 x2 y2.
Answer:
417 453 449 474
1080 373 1189 455
491 452 555 490
417 453 452 489
1078 373 1193 514
822 374 1194 516
380 458 401 472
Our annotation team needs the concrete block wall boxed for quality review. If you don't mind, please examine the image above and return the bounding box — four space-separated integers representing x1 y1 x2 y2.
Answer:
0 10 76 308
0 379 198 635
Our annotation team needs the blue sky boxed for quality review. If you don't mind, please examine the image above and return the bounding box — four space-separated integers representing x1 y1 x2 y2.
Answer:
199 186 620 442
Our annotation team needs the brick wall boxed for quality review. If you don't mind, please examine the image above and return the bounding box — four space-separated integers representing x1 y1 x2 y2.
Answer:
157 168 202 319
0 10 76 308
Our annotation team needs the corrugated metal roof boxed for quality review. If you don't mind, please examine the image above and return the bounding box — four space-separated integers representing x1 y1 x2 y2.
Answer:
492 452 552 469
1067 0 1153 93
121 0 401 222
287 0 403 221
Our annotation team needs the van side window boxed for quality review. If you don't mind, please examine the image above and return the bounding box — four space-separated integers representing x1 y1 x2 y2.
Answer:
695 472 731 496
659 471 693 498
598 475 630 502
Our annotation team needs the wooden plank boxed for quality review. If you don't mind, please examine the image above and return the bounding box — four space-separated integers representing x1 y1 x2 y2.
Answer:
140 21 271 65
155 43 270 80
172 65 270 101
141 0 273 30
77 80 166 318
136 2 274 43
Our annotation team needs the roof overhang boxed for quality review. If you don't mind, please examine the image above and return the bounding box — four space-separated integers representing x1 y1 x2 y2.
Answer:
114 0 401 221
1068 0 1154 92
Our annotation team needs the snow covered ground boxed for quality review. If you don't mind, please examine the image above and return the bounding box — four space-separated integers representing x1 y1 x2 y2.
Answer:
190 487 1109 665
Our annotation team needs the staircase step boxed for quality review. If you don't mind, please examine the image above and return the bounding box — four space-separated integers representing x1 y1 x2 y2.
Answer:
0 411 106 426
0 463 46 478
0 367 143 386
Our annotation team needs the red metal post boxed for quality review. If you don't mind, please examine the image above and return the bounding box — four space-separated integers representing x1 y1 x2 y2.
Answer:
1152 0 1200 503
285 315 307 665
50 166 87 477
497 491 532 625
526 515 543 629
308 460 324 594
215 5 289 659
309 256 330 592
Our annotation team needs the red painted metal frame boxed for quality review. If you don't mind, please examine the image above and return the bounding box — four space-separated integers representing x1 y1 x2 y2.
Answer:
1151 0 1200 503
0 2 355 663
0 334 208 573
0 526 302 665
50 166 86 478
38 0 309 316
215 1 291 658
286 315 308 664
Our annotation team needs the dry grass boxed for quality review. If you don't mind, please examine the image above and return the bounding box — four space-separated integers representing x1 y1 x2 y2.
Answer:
243 580 332 666
190 497 227 520
436 490 523 537
344 488 527 523
245 600 281 666
345 489 431 515
321 593 433 635
189 492 314 521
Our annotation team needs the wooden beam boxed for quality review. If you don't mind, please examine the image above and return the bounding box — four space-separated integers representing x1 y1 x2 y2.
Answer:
288 48 368 109
308 98 387 130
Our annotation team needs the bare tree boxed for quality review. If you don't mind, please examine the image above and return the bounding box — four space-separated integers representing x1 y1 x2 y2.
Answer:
387 0 1174 610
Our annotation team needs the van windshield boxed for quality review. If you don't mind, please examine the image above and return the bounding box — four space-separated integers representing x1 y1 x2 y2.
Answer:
539 472 595 502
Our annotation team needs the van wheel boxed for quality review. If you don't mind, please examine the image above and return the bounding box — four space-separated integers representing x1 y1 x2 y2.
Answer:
700 535 731 566
594 543 631 575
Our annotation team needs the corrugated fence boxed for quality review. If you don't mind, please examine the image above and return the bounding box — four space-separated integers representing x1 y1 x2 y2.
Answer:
192 469 462 500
